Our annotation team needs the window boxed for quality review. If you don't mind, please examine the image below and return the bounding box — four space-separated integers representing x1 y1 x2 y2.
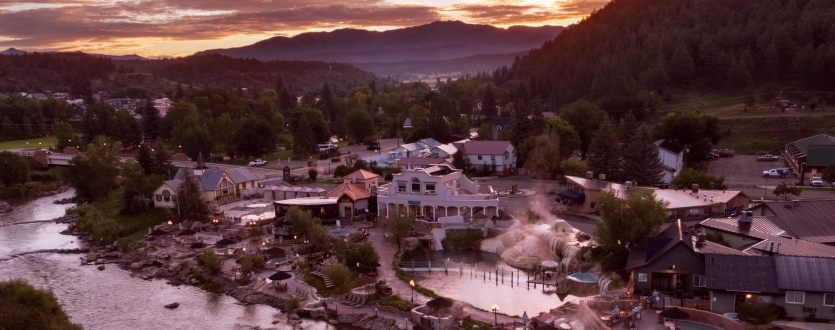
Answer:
689 208 700 216
491 155 495 161
693 275 706 287
411 178 421 193
590 202 596 209
825 293 835 307
785 291 805 304
638 273 647 282
477 155 482 160
156 195 162 202
504 151 509 159
397 181 407 192
162 190 171 202
425 183 436 194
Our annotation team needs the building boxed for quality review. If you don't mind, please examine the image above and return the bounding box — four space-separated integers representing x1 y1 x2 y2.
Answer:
560 175 751 219
52 92 69 99
745 200 835 245
697 212 835 257
377 165 498 221
396 157 454 171
491 117 511 138
656 139 684 184
152 153 259 208
705 253 835 320
784 134 835 181
28 93 47 100
461 140 517 175
153 98 171 116
106 98 138 111
390 138 442 158
625 220 747 296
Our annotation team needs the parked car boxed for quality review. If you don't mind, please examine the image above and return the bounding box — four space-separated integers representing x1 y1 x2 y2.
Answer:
706 153 719 161
810 177 824 187
248 159 267 167
757 154 779 161
715 149 735 158
365 140 380 150
762 168 789 177
317 143 337 152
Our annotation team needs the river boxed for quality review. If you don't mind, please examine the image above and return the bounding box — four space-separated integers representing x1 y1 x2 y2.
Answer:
0 190 335 330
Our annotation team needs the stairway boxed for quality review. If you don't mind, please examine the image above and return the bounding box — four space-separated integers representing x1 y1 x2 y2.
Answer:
311 271 334 288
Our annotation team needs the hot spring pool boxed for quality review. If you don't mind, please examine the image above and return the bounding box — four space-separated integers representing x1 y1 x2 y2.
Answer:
329 228 356 236
676 320 721 330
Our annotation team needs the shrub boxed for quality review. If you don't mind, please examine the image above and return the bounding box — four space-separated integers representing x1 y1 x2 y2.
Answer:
197 249 221 274
333 165 354 178
377 295 419 312
331 157 340 162
0 279 83 330
462 317 492 330
308 168 318 181
323 263 357 294
202 279 221 293
737 299 782 325
285 296 301 310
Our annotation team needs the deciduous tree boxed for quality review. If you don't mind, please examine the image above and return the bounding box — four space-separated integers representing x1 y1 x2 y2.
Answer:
66 136 121 201
387 213 415 252
559 100 606 158
232 116 276 158
0 151 29 187
595 189 667 271
670 168 727 190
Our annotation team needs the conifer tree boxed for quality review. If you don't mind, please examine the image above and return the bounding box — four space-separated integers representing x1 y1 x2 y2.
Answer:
622 125 665 186
141 98 160 140
587 116 621 180
618 110 638 145
481 84 498 122
152 142 172 177
669 43 695 85
176 174 211 223
136 143 154 175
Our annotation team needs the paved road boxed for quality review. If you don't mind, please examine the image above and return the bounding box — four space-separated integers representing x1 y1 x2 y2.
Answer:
701 155 835 200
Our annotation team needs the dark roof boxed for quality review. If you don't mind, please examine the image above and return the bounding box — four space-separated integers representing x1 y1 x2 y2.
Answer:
785 134 835 155
225 167 258 184
773 255 835 292
491 117 511 128
195 151 208 169
656 139 684 154
692 236 748 256
626 220 697 270
763 200 835 244
557 189 585 203
698 218 835 257
397 157 450 167
699 217 787 237
462 140 511 155
806 144 835 167
704 254 780 294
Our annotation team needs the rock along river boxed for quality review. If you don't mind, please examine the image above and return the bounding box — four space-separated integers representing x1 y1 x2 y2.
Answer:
0 189 336 330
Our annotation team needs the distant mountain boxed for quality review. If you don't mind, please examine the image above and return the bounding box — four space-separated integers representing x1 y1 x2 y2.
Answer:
196 21 562 69
0 48 146 60
355 52 525 81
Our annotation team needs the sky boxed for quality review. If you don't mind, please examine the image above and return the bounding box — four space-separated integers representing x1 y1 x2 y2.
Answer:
0 0 609 58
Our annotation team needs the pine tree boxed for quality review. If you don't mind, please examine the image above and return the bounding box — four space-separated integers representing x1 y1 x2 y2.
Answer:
587 116 621 180
136 144 154 174
481 84 498 122
669 43 695 85
141 98 160 141
152 142 172 177
292 114 316 157
622 125 665 186
320 82 335 123
618 110 638 145
176 174 211 223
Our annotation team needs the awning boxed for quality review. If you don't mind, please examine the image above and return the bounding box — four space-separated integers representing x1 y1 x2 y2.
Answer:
558 189 585 203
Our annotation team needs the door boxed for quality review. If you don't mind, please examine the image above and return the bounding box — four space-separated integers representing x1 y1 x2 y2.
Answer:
344 206 352 217
733 294 747 313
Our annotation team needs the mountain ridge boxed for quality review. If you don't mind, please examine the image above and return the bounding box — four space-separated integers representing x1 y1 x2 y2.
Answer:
0 48 147 61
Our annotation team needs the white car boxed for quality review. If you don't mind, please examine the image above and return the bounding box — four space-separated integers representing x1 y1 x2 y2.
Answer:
248 159 267 167
810 177 824 187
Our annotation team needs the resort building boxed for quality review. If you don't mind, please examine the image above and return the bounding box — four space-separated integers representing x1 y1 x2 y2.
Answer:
376 165 498 221
655 139 685 184
784 134 835 181
559 174 750 220
461 140 517 176
152 153 259 208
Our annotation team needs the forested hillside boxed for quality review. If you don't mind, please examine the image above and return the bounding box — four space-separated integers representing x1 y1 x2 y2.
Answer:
511 0 835 113
0 53 114 93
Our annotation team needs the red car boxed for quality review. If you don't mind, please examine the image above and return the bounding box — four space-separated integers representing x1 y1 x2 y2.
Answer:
714 149 734 158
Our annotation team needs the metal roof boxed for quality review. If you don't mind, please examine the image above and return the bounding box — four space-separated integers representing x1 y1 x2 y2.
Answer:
656 139 685 154
774 255 835 292
344 169 379 180
700 217 787 237
325 182 371 201
764 200 835 244
626 220 696 270
225 167 258 184
462 140 512 155
805 144 835 167
785 134 835 155
699 218 835 257
704 254 780 294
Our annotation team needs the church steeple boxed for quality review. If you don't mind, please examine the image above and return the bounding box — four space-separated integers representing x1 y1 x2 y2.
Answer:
194 151 208 175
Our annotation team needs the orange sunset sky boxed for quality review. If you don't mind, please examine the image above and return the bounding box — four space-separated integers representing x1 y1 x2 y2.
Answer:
0 0 609 58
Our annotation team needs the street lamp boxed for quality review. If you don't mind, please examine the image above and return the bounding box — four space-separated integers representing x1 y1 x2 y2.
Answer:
167 220 173 226
409 280 415 302
491 304 499 326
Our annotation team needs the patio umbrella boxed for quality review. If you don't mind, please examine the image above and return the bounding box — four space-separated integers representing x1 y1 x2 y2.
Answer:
659 307 690 320
189 242 205 249
215 238 235 247
268 271 292 282
149 229 168 236
360 261 382 273
177 229 196 236
541 260 560 268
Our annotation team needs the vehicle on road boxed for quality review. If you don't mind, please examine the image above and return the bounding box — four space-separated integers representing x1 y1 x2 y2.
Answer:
365 140 380 150
762 168 789 177
248 159 267 167
757 154 779 161
810 177 824 187
714 149 735 158
317 143 337 152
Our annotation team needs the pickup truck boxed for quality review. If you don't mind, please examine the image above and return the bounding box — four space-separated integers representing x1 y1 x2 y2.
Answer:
757 154 779 161
762 168 789 177
810 177 824 187
715 149 735 158
248 159 267 167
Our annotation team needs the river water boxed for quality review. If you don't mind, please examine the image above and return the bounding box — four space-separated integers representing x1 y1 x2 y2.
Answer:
0 190 334 330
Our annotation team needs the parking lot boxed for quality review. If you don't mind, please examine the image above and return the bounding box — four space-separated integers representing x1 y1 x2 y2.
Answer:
701 154 834 200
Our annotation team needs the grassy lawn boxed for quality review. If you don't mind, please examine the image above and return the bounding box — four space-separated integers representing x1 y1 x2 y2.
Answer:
716 135 782 155
304 270 340 297
216 141 350 166
93 192 170 239
395 270 440 298
0 137 55 150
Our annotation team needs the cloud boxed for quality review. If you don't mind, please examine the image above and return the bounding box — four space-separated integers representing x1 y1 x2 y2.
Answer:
0 0 605 55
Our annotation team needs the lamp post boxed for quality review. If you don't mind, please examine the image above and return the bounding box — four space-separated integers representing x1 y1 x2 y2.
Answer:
409 280 415 302
764 176 768 200
491 304 499 325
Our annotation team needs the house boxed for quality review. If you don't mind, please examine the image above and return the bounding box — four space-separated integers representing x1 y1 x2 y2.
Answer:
325 181 372 218
152 153 259 208
625 220 747 296
377 165 498 221
560 175 751 219
745 200 835 245
52 92 69 99
341 169 380 195
655 139 685 184
431 143 458 158
28 93 47 100
396 157 454 171
106 98 138 111
389 138 442 158
705 253 835 320
461 140 517 175
784 134 835 181
696 212 835 257
153 98 171 116
491 117 511 138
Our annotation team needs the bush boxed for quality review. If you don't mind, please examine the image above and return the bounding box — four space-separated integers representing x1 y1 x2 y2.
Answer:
377 295 419 312
285 296 301 310
737 299 782 325
323 264 357 294
462 317 492 330
333 165 354 178
384 172 393 181
308 168 318 181
202 279 222 293
198 249 221 274
0 279 84 330
331 157 340 162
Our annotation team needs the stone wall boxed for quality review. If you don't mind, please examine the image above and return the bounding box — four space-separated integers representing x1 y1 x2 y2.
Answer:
670 307 743 330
